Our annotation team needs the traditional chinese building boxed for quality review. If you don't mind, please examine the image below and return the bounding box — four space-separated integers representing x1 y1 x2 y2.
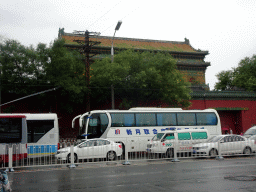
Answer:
59 28 210 90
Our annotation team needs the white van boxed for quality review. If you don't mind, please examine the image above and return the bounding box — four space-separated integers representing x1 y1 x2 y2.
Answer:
244 126 256 138
146 128 209 158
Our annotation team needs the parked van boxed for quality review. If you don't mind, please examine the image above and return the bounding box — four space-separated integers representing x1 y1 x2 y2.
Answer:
244 126 256 138
146 128 209 158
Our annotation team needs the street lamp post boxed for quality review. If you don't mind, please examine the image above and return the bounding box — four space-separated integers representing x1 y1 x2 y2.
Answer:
111 20 122 63
111 21 122 109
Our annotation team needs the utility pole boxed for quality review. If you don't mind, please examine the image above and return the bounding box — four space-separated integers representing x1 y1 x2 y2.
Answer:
73 30 101 112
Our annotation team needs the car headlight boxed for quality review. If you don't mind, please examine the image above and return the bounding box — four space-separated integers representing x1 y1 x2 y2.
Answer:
57 150 68 154
199 146 208 149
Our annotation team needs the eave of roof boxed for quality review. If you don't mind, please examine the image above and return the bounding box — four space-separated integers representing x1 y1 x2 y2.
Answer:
191 91 256 99
62 33 209 54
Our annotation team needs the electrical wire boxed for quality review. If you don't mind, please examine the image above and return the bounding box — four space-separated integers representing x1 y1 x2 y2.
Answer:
88 1 122 30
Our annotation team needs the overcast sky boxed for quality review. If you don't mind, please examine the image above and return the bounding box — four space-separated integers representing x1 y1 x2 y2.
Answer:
1 0 256 90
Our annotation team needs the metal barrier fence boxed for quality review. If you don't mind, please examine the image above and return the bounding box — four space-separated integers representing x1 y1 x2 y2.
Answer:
1 139 256 171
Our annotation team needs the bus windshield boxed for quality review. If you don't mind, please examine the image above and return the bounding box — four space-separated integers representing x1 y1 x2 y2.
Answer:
0 117 23 143
87 113 108 139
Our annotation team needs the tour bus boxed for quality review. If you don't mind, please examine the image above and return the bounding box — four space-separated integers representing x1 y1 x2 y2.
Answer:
23 113 59 158
2 113 59 158
72 108 221 153
0 115 28 165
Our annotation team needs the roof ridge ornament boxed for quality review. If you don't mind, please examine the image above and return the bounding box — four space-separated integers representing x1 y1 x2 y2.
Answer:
184 37 189 45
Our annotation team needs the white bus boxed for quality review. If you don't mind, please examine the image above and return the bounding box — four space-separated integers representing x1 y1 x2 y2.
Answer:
0 115 28 165
72 108 221 153
3 113 59 158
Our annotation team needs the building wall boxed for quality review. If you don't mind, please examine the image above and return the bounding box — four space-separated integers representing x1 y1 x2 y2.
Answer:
180 70 205 84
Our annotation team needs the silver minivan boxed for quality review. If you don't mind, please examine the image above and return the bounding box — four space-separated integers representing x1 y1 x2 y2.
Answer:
146 128 209 158
244 126 256 138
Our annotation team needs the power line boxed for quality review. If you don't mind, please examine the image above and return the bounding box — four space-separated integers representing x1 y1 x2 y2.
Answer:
88 1 122 29
0 87 60 107
101 5 140 34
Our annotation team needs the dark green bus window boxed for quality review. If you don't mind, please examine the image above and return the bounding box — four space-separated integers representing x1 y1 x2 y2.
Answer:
157 113 177 126
135 113 156 126
177 113 196 126
191 132 208 140
196 113 217 125
178 132 191 140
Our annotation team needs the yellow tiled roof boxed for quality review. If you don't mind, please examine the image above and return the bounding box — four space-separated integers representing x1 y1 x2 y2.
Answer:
62 33 202 53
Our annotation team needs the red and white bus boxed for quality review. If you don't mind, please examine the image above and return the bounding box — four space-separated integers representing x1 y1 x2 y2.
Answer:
0 115 27 165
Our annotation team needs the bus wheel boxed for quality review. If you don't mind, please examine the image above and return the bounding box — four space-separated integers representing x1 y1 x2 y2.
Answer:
107 151 116 161
67 153 77 163
166 148 174 158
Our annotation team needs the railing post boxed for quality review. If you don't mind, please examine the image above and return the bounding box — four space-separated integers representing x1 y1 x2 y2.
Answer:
6 146 14 172
172 139 180 162
122 141 130 165
216 140 224 160
69 145 76 168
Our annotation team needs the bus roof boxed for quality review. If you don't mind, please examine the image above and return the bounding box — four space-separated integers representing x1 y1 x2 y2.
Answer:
0 115 26 118
129 107 183 111
0 113 57 120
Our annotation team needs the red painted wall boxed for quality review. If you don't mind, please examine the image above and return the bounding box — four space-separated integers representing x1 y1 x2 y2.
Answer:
190 99 256 134
2 97 256 138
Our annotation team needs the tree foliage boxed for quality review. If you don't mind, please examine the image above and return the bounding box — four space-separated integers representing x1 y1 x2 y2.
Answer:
214 55 256 91
90 50 191 108
0 38 86 112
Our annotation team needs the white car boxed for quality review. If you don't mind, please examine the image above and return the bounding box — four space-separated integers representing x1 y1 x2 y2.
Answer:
55 138 122 162
193 134 255 157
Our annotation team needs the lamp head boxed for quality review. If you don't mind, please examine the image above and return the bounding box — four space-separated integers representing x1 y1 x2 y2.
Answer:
115 21 122 31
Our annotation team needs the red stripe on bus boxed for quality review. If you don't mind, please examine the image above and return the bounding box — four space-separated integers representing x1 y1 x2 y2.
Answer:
0 115 26 118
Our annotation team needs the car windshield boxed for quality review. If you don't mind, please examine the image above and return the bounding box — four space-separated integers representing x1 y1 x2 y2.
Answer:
74 140 87 146
152 133 165 141
208 135 223 142
244 128 256 136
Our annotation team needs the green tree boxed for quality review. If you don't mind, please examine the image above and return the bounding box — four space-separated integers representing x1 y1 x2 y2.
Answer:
45 38 87 112
214 55 256 91
0 38 87 113
214 70 234 91
0 39 48 96
233 55 256 91
90 50 191 108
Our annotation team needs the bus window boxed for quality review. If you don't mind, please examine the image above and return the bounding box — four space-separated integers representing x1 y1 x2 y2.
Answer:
157 113 177 126
196 113 217 125
110 113 135 127
135 113 156 126
27 120 54 143
177 113 196 126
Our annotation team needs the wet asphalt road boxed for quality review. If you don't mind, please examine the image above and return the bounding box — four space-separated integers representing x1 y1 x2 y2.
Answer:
6 156 256 192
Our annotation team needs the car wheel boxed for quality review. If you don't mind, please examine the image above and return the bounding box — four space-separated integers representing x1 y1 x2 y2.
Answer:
166 148 174 158
67 153 78 163
209 149 218 158
243 147 251 155
107 151 116 161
